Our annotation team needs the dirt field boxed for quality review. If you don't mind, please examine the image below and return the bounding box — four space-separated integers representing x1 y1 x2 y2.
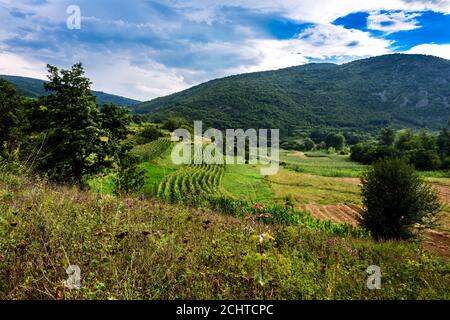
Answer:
297 178 450 258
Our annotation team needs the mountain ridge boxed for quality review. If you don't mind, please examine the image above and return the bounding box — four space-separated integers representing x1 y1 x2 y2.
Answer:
135 54 450 135
0 74 140 107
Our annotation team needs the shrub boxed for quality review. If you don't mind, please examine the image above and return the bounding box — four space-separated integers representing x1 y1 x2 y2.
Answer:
361 158 441 240
409 148 442 171
115 151 146 196
136 125 164 144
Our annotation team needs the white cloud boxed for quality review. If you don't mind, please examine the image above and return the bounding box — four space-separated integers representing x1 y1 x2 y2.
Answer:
169 0 450 24
293 24 393 59
0 51 47 79
405 43 450 59
368 11 422 34
227 24 393 74
81 53 189 101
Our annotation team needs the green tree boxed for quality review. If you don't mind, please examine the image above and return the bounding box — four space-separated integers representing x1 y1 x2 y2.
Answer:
302 138 315 151
361 158 440 240
378 127 395 146
437 127 450 169
325 133 346 151
394 129 415 151
115 147 145 196
410 149 442 171
437 127 450 157
32 63 130 186
100 104 131 142
0 80 25 154
137 125 164 144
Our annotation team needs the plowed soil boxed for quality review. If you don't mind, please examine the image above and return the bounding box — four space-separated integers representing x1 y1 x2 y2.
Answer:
297 178 450 258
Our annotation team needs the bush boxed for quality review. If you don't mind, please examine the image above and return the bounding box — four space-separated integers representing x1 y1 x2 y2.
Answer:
115 151 145 196
136 125 164 144
361 158 441 240
409 148 442 171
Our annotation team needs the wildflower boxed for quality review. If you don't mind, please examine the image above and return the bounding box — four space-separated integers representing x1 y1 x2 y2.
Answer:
251 233 275 244
253 203 265 210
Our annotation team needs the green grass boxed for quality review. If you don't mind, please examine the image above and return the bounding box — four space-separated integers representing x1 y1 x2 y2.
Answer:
419 171 450 179
140 162 178 195
222 164 274 203
87 174 116 195
280 150 367 178
1 171 449 300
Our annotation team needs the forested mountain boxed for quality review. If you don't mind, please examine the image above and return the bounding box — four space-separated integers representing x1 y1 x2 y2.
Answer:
135 54 450 135
0 74 140 107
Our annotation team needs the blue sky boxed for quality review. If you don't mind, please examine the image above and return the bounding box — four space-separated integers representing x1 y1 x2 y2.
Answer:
1 0 450 100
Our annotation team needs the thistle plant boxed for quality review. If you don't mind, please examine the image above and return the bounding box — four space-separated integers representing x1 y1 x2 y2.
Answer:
248 203 275 299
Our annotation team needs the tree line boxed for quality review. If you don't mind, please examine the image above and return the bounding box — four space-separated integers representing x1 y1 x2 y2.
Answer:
351 127 450 171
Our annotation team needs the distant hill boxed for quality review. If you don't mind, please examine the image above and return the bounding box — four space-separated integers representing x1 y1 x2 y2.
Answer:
0 75 140 107
134 54 450 135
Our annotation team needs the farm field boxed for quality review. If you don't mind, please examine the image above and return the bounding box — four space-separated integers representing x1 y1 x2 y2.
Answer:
87 141 450 259
221 164 273 203
157 164 225 202
279 150 367 177
280 150 449 179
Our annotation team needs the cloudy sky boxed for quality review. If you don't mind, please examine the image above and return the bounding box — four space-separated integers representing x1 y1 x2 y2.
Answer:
1 0 450 101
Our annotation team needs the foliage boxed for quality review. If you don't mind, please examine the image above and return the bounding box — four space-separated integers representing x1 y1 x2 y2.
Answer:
325 133 345 151
115 149 146 196
378 127 396 146
135 124 165 144
351 127 449 171
0 80 27 155
361 158 441 240
22 64 132 186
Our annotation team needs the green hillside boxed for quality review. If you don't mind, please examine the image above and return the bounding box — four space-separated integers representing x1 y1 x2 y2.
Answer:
135 54 450 135
0 74 140 107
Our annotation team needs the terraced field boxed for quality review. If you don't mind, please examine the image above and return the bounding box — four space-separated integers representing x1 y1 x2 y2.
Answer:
157 164 225 203
132 138 172 162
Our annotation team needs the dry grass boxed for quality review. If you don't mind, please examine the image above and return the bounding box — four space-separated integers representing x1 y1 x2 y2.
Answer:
267 169 362 205
1 172 449 300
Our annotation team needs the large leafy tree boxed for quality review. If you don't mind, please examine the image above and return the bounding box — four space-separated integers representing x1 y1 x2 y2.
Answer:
32 63 130 186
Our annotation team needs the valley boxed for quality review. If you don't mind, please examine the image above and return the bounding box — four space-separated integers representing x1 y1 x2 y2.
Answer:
89 138 450 258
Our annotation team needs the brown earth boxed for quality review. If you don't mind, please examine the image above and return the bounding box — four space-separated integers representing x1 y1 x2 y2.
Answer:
297 178 450 258
331 177 449 205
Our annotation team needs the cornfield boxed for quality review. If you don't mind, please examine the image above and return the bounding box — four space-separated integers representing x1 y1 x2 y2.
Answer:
132 138 172 162
157 164 225 203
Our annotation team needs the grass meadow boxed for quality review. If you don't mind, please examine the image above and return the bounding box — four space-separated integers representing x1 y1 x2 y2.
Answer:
1 171 449 300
